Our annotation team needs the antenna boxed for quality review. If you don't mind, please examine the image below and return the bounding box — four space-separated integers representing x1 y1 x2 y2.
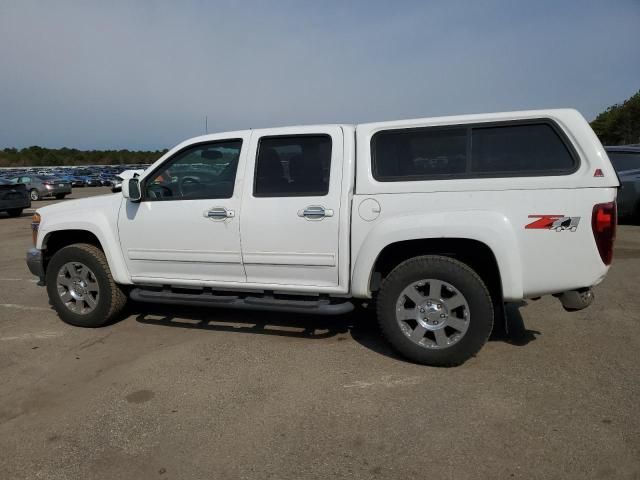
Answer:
205 116 208 134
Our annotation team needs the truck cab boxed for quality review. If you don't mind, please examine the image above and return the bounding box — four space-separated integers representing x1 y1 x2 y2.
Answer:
118 125 354 293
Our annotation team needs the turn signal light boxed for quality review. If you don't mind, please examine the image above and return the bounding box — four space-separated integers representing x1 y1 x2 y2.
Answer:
31 213 41 246
591 202 616 265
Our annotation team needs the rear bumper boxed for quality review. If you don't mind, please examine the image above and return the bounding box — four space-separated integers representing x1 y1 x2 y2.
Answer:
43 187 72 196
26 248 45 285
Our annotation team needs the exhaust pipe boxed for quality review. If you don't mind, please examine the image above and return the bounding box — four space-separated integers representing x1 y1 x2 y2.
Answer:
556 288 594 312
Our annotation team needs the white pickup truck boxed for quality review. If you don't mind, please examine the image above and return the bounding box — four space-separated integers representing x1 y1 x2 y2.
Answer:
27 109 618 366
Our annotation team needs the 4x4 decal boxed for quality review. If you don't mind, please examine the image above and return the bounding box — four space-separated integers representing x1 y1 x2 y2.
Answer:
526 215 580 232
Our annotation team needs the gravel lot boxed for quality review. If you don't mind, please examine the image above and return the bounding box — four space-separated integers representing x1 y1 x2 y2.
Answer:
0 187 638 479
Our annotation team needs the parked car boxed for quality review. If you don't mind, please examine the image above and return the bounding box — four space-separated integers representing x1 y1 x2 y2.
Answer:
110 170 146 193
0 178 30 217
59 175 87 188
9 175 72 201
27 109 618 366
84 175 103 187
605 146 640 222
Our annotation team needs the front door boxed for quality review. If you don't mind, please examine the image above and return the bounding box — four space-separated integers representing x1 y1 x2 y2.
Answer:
240 127 344 288
118 135 249 283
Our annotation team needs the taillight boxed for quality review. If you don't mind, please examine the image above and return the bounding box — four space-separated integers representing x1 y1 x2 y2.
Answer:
591 202 616 265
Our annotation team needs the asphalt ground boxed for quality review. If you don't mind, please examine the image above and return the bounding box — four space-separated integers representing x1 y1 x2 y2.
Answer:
0 187 638 479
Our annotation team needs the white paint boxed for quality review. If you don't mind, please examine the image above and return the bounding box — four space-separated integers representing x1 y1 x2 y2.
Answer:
239 125 351 289
117 131 251 283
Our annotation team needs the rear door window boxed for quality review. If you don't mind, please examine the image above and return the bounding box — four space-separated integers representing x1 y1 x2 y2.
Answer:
253 135 332 197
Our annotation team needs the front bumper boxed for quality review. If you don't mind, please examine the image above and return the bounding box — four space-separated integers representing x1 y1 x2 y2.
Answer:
26 248 45 285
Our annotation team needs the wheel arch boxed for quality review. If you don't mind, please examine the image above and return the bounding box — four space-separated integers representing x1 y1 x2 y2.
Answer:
368 238 504 306
351 211 523 300
41 227 131 285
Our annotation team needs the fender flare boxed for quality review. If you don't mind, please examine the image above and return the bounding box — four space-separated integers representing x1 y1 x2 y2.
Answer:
351 210 523 300
39 220 132 285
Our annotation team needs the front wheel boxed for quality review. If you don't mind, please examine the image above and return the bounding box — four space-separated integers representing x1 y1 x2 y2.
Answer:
45 243 127 327
30 189 40 201
377 255 494 367
6 208 23 217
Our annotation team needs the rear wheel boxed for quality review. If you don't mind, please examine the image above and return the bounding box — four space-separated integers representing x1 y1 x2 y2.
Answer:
55 194 66 200
6 208 23 217
377 255 494 367
45 243 127 327
30 189 40 201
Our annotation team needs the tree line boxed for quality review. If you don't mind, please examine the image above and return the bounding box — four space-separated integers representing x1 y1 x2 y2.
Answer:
590 89 640 146
0 146 168 167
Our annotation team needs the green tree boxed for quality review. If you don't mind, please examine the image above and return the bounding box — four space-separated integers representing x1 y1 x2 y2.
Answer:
591 89 640 145
0 146 167 167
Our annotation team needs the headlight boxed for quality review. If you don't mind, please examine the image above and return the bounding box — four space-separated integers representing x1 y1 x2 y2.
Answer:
31 213 41 246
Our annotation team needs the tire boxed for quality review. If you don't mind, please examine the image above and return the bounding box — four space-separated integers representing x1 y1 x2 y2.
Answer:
6 208 23 217
30 189 40 201
45 243 127 327
55 194 66 200
376 255 494 367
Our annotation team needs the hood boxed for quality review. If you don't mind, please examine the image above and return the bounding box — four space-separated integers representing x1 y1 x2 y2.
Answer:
37 192 122 218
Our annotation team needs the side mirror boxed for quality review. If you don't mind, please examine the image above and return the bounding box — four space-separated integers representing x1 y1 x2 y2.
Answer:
122 178 142 202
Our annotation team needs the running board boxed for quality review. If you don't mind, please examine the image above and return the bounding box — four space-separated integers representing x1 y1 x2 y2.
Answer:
129 288 354 316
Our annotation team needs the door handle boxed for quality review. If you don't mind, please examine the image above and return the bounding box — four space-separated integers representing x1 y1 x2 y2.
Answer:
204 207 235 219
297 205 334 220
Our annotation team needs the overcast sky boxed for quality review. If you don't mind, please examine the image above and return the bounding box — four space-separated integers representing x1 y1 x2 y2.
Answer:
0 0 638 150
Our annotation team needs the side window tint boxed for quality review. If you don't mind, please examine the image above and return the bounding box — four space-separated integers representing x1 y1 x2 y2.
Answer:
254 135 331 197
471 124 575 174
373 128 467 180
144 140 242 201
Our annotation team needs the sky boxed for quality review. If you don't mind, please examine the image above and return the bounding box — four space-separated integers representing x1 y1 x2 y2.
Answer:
0 0 639 150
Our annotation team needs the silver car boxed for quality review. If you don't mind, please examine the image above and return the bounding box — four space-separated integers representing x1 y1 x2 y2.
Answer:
10 175 72 201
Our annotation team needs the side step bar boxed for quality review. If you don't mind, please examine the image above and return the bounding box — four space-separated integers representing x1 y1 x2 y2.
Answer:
130 288 354 316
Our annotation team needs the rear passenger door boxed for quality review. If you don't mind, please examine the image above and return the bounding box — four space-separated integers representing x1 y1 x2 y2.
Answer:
240 127 343 288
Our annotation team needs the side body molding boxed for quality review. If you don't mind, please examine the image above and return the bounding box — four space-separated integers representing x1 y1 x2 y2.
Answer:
351 210 523 300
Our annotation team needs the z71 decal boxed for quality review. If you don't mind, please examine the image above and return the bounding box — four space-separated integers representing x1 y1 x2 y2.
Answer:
525 215 580 232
